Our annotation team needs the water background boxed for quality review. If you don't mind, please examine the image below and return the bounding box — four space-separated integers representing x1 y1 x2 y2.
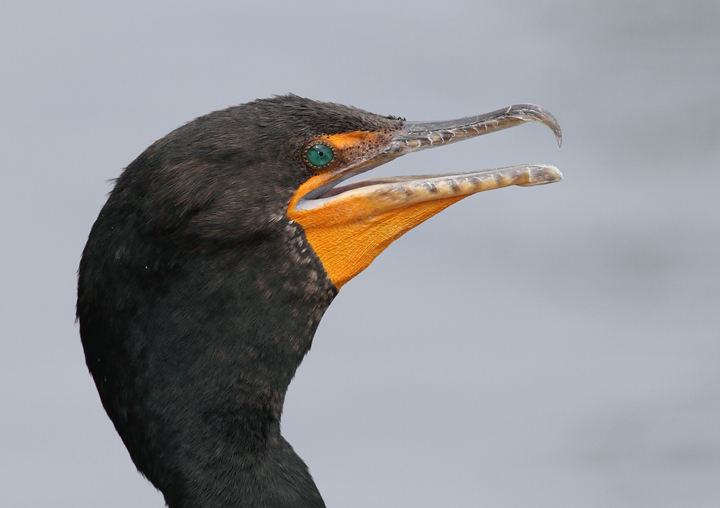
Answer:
1 1 718 506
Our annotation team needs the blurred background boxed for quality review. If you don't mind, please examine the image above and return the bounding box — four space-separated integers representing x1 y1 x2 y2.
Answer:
2 0 718 507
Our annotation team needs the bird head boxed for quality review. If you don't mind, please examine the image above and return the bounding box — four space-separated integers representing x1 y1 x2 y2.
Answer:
102 94 561 290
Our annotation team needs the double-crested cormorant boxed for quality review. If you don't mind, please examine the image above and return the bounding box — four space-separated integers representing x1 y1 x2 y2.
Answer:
77 95 561 508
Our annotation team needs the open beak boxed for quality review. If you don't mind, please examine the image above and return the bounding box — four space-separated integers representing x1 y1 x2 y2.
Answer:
287 103 563 288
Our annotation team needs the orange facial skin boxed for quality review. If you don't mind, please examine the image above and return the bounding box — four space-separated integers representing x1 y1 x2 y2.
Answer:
287 131 466 289
289 182 463 288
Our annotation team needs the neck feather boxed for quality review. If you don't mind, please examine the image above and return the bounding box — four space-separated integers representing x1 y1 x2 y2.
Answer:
78 218 336 507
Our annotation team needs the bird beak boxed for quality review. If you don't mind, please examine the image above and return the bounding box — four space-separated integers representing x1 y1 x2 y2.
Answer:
287 104 563 289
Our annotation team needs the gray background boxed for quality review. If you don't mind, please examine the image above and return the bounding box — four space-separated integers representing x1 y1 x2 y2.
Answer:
2 1 719 507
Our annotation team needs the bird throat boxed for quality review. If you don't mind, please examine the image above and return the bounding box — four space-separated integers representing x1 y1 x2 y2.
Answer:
288 179 465 289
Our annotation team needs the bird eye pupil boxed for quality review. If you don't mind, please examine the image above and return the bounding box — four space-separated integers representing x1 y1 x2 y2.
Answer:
305 143 334 168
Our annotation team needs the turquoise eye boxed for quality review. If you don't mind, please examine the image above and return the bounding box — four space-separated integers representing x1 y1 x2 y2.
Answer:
305 143 334 168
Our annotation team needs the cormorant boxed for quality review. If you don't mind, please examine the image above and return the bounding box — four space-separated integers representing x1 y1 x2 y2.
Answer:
77 95 562 508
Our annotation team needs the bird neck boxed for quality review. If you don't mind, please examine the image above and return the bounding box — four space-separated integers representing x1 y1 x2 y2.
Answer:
79 219 336 507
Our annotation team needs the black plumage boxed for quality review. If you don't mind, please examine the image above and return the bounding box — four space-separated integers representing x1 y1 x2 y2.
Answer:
78 94 561 508
78 96 403 508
